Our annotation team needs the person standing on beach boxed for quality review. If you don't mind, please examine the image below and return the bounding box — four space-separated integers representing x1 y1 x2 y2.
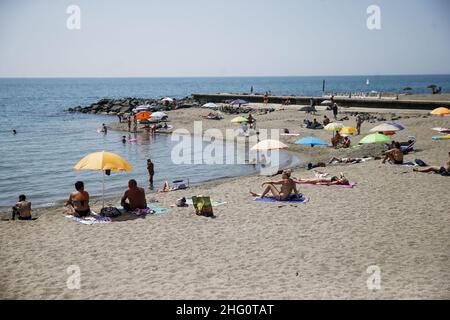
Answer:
12 195 31 220
331 98 338 120
127 116 132 132
147 159 154 190
356 114 364 135
133 116 138 133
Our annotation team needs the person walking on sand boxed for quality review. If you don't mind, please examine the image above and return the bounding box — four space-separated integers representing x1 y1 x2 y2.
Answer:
356 114 364 135
250 170 300 200
147 159 155 189
12 194 32 220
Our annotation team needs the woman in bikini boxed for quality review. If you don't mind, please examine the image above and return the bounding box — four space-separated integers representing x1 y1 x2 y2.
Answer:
295 172 350 186
250 170 300 200
65 181 91 217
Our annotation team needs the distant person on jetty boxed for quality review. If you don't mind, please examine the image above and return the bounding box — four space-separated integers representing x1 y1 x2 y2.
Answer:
65 181 90 217
295 172 350 186
382 142 403 165
250 170 300 200
12 194 32 220
121 179 147 212
147 159 154 190
356 114 364 135
413 151 450 175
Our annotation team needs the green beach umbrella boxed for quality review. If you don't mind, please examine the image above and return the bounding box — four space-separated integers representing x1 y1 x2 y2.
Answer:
359 133 391 144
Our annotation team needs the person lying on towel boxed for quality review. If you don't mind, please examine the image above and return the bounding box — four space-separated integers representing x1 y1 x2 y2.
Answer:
294 172 350 186
121 179 147 212
250 170 300 200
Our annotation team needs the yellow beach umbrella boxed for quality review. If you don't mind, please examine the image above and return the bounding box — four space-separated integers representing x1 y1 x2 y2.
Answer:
231 116 248 123
339 126 357 135
369 123 401 133
74 151 133 208
324 122 344 132
430 107 450 116
251 139 288 151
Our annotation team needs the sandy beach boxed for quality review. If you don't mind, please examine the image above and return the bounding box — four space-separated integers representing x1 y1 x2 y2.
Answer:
1 104 449 300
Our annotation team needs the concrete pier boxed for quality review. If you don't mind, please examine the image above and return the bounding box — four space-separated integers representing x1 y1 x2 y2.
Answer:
192 93 450 110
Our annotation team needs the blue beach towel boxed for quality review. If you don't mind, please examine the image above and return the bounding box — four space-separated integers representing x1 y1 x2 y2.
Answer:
254 196 309 203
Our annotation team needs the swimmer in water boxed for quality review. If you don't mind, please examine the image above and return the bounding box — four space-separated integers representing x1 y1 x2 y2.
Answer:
12 129 17 135
122 136 127 144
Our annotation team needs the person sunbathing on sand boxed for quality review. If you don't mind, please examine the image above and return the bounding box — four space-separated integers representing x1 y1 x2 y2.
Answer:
382 142 403 165
413 151 450 175
65 181 90 218
250 170 300 200
294 172 350 186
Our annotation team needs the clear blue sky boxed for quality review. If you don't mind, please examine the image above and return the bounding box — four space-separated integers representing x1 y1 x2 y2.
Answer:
0 0 449 77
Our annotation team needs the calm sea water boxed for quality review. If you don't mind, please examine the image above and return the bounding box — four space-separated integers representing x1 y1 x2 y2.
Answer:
0 75 449 208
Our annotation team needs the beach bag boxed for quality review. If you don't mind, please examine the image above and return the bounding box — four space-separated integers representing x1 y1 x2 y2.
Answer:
100 206 121 218
192 196 214 217
415 159 427 167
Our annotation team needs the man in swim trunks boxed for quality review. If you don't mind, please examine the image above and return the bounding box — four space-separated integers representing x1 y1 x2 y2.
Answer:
65 181 90 217
12 194 32 220
121 179 147 212
413 151 450 175
382 142 403 165
250 170 300 200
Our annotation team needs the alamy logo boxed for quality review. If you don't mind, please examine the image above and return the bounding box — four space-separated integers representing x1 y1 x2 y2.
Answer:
66 5 81 30
366 265 381 290
66 265 81 289
367 5 381 30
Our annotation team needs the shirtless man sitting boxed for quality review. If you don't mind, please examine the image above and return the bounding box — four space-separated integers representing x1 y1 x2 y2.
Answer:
250 170 300 200
382 142 403 165
12 194 32 220
295 172 350 186
121 179 147 212
65 181 90 218
413 151 450 175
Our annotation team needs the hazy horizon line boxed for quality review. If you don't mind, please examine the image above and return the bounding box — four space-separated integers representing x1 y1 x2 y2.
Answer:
1 73 450 80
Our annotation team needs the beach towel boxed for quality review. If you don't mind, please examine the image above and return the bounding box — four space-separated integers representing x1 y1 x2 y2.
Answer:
117 204 169 216
299 182 357 189
254 195 309 203
64 212 112 225
191 196 214 217
185 199 227 207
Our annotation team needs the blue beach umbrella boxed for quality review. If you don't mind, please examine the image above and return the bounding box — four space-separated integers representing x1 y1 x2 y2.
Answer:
295 137 328 147
230 99 248 105
387 121 405 131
